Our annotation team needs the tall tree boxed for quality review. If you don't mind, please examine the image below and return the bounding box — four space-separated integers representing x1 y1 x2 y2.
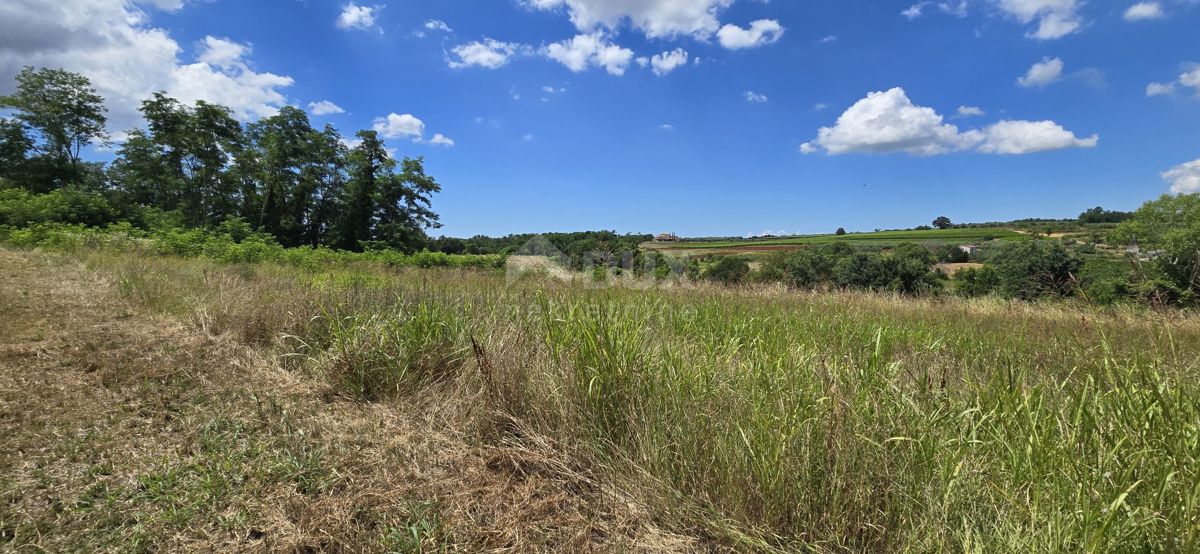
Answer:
374 156 442 252
335 130 387 251
0 118 33 187
0 67 107 189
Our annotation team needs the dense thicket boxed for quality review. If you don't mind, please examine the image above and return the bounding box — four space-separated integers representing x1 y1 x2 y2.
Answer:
1 67 440 253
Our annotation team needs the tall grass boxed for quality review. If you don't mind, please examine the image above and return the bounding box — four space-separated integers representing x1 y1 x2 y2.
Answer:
82 250 1200 551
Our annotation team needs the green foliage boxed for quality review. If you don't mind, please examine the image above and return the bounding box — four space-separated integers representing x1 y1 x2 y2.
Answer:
1113 194 1200 304
932 215 952 229
933 243 970 263
835 227 846 236
0 187 124 227
952 266 1000 297
0 66 108 190
991 240 1082 300
704 256 750 284
1078 206 1132 224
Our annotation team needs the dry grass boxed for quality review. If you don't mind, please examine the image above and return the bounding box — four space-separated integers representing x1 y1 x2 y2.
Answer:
4 246 1200 552
0 248 694 553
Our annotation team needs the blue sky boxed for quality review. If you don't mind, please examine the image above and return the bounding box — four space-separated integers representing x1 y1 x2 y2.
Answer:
2 0 1199 237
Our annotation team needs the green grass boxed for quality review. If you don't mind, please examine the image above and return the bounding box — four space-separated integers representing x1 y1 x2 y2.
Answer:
654 227 1027 249
75 249 1199 552
11 241 1200 551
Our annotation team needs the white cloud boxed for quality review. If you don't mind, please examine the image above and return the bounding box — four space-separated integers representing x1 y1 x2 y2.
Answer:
308 100 345 115
976 120 1097 154
428 133 455 147
801 88 978 156
424 19 453 32
814 102 829 110
1146 82 1176 96
543 33 634 75
995 0 1083 39
957 105 986 117
902 2 930 19
337 3 379 31
1017 57 1064 87
1124 2 1164 21
1147 64 1200 97
744 90 768 103
447 39 527 69
373 113 425 140
800 87 1096 156
903 1 969 20
815 35 837 44
0 0 298 135
659 123 675 131
523 0 734 39
716 19 785 49
1163 159 1200 194
1182 65 1200 92
650 48 689 76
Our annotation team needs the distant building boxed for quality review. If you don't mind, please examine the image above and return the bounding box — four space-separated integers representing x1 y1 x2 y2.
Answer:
959 245 979 256
655 232 679 242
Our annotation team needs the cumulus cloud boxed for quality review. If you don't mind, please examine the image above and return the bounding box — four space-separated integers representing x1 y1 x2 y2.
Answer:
995 0 1084 39
716 19 785 49
522 0 734 39
373 113 425 139
337 3 379 31
1124 2 1164 21
1146 82 1176 96
0 0 296 135
744 90 768 103
428 133 455 147
446 39 527 69
1163 159 1200 194
957 105 986 117
799 87 1097 156
1147 64 1200 97
976 120 1098 154
650 48 689 75
543 33 634 75
308 100 345 115
1017 57 1064 87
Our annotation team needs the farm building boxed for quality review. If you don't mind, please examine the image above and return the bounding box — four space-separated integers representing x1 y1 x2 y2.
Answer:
655 233 679 242
958 245 979 256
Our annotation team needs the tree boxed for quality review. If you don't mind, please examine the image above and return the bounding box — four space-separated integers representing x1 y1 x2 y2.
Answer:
0 118 33 186
835 227 846 236
0 67 107 189
1078 206 1132 224
991 240 1082 300
704 256 750 285
335 130 388 251
374 156 442 252
1112 194 1200 303
932 216 952 230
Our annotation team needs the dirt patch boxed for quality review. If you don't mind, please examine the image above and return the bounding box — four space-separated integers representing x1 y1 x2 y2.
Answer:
938 262 984 276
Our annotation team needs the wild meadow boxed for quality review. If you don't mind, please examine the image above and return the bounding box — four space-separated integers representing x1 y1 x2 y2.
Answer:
71 246 1200 552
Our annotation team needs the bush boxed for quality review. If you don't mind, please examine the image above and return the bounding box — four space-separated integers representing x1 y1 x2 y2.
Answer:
953 266 999 297
991 241 1082 300
704 256 750 285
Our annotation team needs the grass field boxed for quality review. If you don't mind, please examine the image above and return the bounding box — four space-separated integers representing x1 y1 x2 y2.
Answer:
3 245 1199 552
648 227 1027 252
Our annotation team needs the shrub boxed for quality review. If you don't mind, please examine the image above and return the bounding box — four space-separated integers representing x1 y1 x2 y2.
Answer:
704 256 750 285
991 241 1082 300
953 266 1000 297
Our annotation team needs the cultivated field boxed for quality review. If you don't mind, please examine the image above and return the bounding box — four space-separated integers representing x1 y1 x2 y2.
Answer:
645 228 1027 257
2 246 1199 552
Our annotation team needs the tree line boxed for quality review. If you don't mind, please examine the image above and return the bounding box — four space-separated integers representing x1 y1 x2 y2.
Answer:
1 67 440 253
